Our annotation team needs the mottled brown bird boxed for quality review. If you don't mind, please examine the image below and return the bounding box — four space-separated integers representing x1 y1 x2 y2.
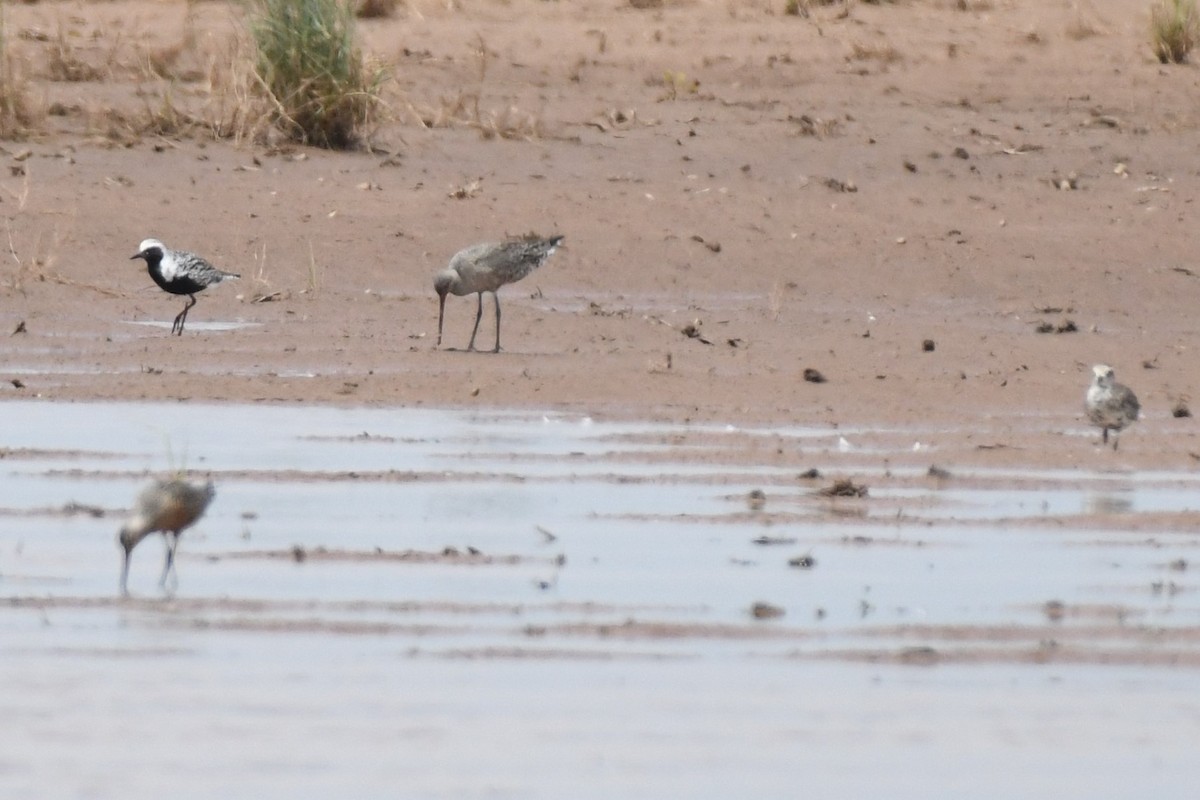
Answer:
118 477 215 595
1085 364 1140 450
434 235 564 352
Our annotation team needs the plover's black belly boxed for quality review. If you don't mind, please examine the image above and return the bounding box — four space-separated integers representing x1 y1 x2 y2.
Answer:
149 269 206 296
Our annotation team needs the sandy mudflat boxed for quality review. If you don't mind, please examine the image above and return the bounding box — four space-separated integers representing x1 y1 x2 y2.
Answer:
0 0 1195 461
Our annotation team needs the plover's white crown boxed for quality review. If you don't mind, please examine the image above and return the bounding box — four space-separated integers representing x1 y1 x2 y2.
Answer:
137 238 166 253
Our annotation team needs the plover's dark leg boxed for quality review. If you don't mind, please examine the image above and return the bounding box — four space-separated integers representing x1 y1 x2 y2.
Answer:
467 292 484 351
173 294 198 335
492 292 502 353
1102 428 1109 446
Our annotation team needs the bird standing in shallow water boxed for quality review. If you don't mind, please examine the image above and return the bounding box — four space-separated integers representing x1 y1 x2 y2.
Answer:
118 477 215 595
1086 364 1140 450
131 238 240 335
434 234 564 352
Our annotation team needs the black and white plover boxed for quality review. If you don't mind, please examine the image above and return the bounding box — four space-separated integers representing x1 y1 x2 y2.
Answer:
434 234 564 352
1085 364 1140 450
131 238 240 335
118 477 215 595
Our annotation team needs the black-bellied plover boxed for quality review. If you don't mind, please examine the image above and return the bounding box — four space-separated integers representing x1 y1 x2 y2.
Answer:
131 239 240 335
1086 364 1140 450
118 477 215 595
434 234 564 352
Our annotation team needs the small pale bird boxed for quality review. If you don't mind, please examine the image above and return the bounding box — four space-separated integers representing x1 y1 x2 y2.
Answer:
1086 364 1140 450
434 234 564 352
118 477 216 595
131 238 240 335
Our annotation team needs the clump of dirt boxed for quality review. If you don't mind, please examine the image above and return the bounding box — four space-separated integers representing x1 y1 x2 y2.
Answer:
818 479 869 498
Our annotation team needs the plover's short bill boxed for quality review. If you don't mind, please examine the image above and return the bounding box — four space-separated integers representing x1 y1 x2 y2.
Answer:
434 234 564 353
1085 363 1140 450
131 239 240 335
119 477 216 595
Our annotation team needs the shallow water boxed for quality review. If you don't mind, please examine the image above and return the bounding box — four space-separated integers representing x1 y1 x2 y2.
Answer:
1 401 1198 798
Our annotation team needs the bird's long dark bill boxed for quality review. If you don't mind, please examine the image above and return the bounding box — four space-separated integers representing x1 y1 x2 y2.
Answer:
130 252 144 261
437 293 447 346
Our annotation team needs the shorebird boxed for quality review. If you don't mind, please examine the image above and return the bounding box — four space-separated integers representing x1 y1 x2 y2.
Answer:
434 234 564 352
1086 364 1140 450
118 477 215 595
131 239 240 335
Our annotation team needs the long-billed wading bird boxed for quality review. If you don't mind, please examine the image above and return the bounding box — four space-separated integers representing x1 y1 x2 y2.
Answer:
434 234 564 352
118 477 215 595
1085 364 1140 450
131 239 240 335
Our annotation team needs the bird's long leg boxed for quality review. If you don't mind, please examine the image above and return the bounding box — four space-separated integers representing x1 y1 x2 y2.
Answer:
467 292 484 351
437 293 447 347
173 294 197 335
1102 428 1109 446
1112 434 1120 452
120 549 132 596
159 532 179 590
492 292 502 353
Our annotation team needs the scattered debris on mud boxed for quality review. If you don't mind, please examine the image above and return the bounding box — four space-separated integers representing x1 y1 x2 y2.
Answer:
818 478 869 498
209 546 556 566
750 601 785 620
927 464 952 480
788 554 817 569
752 534 796 546
1035 319 1077 334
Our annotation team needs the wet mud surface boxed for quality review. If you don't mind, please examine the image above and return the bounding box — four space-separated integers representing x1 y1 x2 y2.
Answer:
2 401 1199 797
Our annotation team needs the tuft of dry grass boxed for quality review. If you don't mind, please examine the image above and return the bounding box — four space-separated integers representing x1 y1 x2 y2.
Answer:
848 40 902 63
788 113 840 138
137 89 201 138
0 166 102 298
47 29 100 81
196 30 276 145
407 35 544 140
1065 12 1106 40
0 9 42 140
1151 0 1199 63
250 0 387 149
45 17 119 83
477 105 543 140
657 69 699 101
411 92 543 140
